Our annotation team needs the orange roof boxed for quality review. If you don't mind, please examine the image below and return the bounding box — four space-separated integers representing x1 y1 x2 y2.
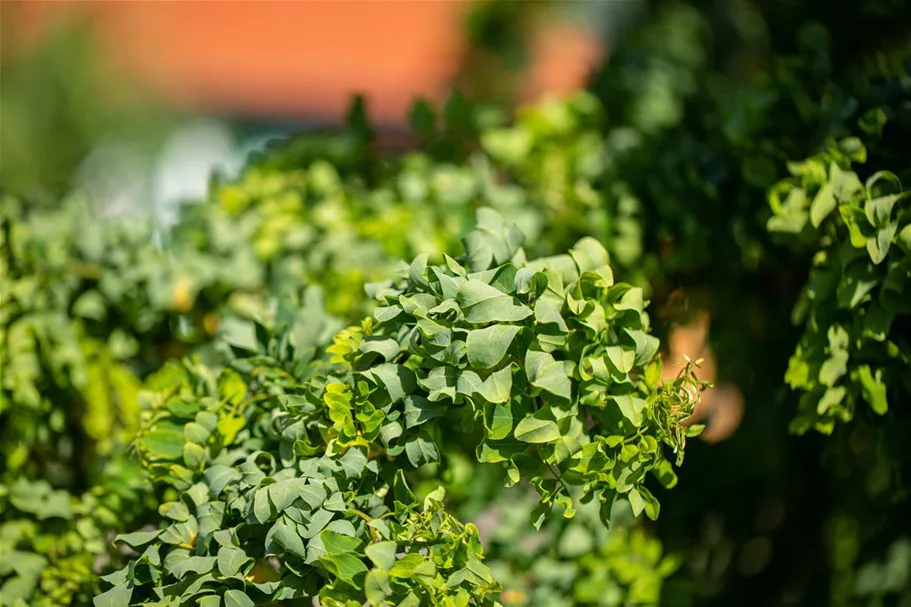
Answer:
9 1 603 124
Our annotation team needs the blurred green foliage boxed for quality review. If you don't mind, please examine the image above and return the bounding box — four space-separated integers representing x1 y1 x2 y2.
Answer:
584 1 911 605
1 90 695 605
0 11 171 201
98 211 704 606
769 134 911 434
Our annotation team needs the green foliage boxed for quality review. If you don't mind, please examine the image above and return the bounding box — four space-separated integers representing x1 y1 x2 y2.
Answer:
0 191 256 605
0 457 152 607
0 88 672 606
769 134 911 434
0 193 260 488
200 89 619 319
325 209 704 523
101 210 702 605
0 14 170 200
107 331 500 606
484 495 679 607
3 1 910 603
586 1 911 604
0 191 331 605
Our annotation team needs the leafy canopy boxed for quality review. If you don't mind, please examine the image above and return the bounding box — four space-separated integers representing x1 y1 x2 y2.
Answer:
100 209 706 606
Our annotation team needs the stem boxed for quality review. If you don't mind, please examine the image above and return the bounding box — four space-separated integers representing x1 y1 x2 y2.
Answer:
537 444 570 497
348 508 381 542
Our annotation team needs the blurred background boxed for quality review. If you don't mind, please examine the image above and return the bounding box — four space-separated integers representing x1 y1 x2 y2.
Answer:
0 0 611 219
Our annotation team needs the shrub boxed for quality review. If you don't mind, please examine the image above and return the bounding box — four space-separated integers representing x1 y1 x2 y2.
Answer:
97 210 704 606
769 134 911 434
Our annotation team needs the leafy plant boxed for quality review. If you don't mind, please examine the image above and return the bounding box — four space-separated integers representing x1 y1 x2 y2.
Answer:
99 209 705 605
769 133 911 434
0 460 151 607
3 1 910 604
0 193 261 489
1 87 669 606
482 493 679 607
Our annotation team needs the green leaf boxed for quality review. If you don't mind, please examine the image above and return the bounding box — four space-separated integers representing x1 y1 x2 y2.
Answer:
374 305 403 323
365 568 392 605
819 351 848 387
830 163 863 202
457 279 532 323
99 565 129 586
630 486 660 520
114 529 162 548
339 446 369 479
653 459 679 489
858 108 886 136
514 413 561 443
184 421 211 445
320 551 368 585
321 529 365 555
486 399 515 441
404 430 440 467
897 223 911 254
389 554 426 578
252 487 275 524
224 590 255 607
183 442 208 469
466 324 521 369
159 501 190 521
857 365 888 415
570 237 610 274
403 395 447 428
205 465 242 496
142 423 186 460
865 194 902 229
837 137 866 163
419 366 459 402
839 204 872 248
609 394 648 427
481 127 532 165
817 386 847 415
476 365 513 404
267 478 307 511
867 222 897 264
836 272 877 309
217 415 246 445
217 546 250 578
268 516 307 558
605 345 635 375
365 542 397 571
525 350 571 399
392 470 415 506
809 183 836 228
476 438 525 464
366 364 417 403
7 480 73 519
456 279 508 307
170 555 217 579
553 420 583 463
93 585 132 607
360 336 401 362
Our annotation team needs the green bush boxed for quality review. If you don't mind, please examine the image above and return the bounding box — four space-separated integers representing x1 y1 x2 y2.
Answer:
0 94 690 606
98 211 703 606
769 134 911 434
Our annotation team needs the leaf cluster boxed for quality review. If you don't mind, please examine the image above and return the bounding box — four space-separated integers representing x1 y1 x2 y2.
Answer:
99 210 704 606
769 132 911 434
